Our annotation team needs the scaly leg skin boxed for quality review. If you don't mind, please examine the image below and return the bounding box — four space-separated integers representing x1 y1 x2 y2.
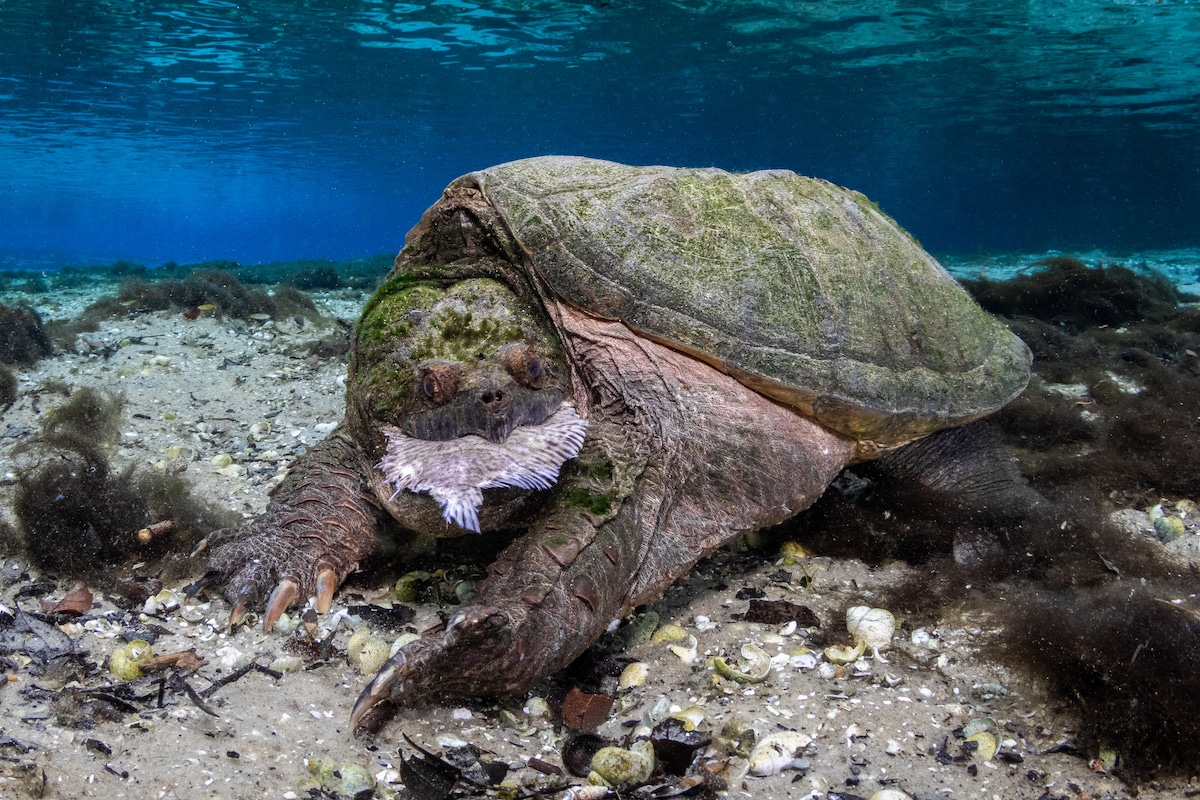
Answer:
199 428 384 630
352 307 854 725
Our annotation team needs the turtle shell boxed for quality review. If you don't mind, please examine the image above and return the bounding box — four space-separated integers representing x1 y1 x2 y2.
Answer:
398 156 1031 452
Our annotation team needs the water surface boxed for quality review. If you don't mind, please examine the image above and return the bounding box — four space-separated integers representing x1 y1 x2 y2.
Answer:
2 1 1198 267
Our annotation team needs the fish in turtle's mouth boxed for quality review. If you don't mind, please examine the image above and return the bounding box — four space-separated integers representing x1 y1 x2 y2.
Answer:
377 405 587 532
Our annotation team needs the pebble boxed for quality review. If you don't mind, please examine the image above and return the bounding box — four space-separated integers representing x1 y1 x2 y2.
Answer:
1155 514 1186 543
590 740 655 787
650 622 688 643
524 697 551 718
270 656 305 673
346 629 391 675
214 645 247 671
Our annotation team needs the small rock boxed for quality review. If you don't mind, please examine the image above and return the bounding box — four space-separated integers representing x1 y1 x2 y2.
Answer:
1154 515 1186 543
1108 508 1153 537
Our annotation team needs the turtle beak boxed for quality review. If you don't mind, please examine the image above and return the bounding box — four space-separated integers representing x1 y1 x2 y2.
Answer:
475 385 515 443
400 385 564 444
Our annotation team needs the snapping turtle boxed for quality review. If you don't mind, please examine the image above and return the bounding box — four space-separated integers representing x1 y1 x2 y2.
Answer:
200 156 1031 727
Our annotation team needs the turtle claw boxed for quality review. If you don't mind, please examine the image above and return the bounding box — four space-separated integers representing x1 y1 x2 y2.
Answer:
315 569 338 614
227 583 259 630
351 656 401 730
229 600 249 630
347 605 515 729
183 571 219 599
263 579 300 632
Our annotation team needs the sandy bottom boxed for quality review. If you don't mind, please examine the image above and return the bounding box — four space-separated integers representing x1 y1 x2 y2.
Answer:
0 291 1194 800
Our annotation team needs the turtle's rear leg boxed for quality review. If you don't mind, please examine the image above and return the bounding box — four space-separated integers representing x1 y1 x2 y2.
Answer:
869 422 1046 522
198 428 384 629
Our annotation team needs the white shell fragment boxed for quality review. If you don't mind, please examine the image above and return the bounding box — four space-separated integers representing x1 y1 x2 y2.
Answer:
618 661 650 690
143 589 180 615
672 705 706 730
823 640 867 664
564 787 612 800
748 730 813 776
669 635 699 664
377 405 587 532
846 605 897 661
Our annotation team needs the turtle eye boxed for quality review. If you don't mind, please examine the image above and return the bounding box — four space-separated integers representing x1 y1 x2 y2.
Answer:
415 362 459 405
501 344 545 388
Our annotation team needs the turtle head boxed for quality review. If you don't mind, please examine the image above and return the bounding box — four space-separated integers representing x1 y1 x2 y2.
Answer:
349 277 585 534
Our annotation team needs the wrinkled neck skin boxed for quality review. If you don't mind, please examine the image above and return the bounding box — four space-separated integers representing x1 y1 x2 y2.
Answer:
537 299 856 608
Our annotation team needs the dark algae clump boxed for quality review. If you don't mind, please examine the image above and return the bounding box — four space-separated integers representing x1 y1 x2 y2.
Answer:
0 304 53 365
965 255 1195 332
963 257 1200 501
11 387 237 578
98 269 323 322
24 256 391 348
0 364 16 412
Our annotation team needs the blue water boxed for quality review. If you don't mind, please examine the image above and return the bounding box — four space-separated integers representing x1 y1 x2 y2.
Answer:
2 1 1199 269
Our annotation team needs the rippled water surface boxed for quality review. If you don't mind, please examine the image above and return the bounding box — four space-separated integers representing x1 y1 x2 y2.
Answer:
2 1 1199 267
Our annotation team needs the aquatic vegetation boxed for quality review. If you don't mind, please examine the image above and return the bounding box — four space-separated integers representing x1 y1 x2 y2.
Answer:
10 387 237 577
0 304 53 365
286 264 344 290
0 364 16 412
108 268 322 321
42 268 325 348
971 260 1200 500
42 384 125 446
203 254 390 291
964 255 1195 333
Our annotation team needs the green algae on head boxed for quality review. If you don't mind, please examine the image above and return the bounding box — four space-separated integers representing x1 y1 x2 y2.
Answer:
347 276 575 466
349 276 586 533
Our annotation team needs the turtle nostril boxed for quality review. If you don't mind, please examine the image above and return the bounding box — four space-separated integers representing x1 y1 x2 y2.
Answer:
481 389 506 406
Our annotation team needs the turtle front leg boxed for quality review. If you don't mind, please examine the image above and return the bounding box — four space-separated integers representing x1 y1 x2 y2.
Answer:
352 440 645 724
199 427 384 629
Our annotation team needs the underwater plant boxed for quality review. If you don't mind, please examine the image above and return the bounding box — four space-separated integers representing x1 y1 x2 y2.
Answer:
0 365 16 412
11 387 237 577
0 304 53 365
